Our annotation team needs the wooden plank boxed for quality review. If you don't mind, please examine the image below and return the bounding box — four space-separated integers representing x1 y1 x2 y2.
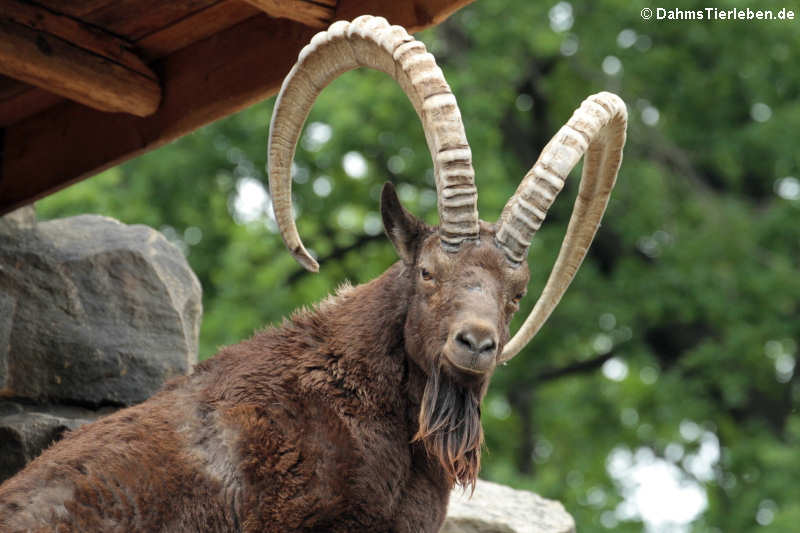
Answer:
0 18 161 116
336 0 475 33
0 86 61 128
2 0 156 80
83 0 219 41
0 76 28 101
137 0 261 61
0 15 317 214
241 0 334 28
29 0 116 18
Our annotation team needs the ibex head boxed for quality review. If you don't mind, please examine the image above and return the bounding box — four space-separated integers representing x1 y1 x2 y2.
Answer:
268 16 627 485
381 194 528 380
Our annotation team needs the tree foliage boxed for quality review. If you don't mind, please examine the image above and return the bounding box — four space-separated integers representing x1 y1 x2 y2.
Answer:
37 1 800 531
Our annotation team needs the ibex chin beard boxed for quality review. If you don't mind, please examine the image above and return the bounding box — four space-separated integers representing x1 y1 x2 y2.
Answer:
413 357 483 490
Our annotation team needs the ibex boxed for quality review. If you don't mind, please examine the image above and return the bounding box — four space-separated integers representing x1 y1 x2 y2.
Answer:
0 15 626 532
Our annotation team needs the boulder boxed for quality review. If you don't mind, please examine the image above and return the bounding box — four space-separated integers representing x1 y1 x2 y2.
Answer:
0 400 115 482
0 211 202 406
444 479 576 533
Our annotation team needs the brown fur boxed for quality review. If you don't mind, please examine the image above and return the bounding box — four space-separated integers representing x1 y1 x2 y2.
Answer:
0 185 529 532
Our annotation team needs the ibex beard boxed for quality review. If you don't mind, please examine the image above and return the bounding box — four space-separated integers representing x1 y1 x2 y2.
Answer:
414 355 484 488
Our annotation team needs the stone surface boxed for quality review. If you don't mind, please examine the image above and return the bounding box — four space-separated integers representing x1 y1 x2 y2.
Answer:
0 213 202 406
0 206 36 234
443 479 576 533
0 400 115 483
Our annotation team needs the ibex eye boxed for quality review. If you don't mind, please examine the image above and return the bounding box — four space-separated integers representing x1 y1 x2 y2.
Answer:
421 268 433 281
512 293 524 304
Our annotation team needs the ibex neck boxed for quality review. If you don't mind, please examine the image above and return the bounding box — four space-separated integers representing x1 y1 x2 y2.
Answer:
319 262 408 348
306 261 419 406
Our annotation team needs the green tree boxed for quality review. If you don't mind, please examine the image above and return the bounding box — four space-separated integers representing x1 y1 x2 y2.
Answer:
37 1 800 531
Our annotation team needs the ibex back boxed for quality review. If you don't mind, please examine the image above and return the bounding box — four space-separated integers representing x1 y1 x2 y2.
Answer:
0 15 626 533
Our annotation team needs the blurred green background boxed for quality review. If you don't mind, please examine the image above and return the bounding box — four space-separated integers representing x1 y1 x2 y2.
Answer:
35 0 800 531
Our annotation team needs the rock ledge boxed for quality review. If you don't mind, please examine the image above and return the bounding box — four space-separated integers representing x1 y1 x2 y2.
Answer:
444 479 576 533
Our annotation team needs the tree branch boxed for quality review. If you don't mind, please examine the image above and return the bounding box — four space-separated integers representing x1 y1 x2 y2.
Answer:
532 351 617 384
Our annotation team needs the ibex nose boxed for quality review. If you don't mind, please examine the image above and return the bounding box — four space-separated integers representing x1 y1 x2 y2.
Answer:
448 321 499 374
455 330 496 356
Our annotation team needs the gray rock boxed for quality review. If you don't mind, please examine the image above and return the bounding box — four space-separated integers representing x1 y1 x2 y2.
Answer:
443 480 576 533
0 213 202 406
0 206 36 234
0 400 114 483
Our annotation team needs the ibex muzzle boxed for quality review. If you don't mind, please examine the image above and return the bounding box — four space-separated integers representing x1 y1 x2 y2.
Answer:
445 273 503 374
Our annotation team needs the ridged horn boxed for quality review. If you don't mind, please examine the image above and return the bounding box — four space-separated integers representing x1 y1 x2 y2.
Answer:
268 15 479 272
497 92 627 362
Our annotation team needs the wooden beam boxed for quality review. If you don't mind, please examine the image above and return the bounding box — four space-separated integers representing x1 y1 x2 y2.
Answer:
0 1 259 127
31 0 116 18
137 0 261 61
82 0 220 41
3 0 156 79
0 15 316 214
0 4 161 116
0 0 472 215
0 76 27 100
0 84 61 128
336 0 475 33
241 0 334 28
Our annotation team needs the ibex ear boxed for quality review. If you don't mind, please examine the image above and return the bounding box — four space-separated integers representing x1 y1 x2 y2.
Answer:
381 182 426 263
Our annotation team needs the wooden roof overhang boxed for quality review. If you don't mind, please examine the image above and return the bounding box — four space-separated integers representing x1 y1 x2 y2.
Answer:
0 0 473 215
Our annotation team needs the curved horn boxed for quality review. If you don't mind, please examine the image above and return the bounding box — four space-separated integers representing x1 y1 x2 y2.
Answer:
268 15 479 272
497 92 627 362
